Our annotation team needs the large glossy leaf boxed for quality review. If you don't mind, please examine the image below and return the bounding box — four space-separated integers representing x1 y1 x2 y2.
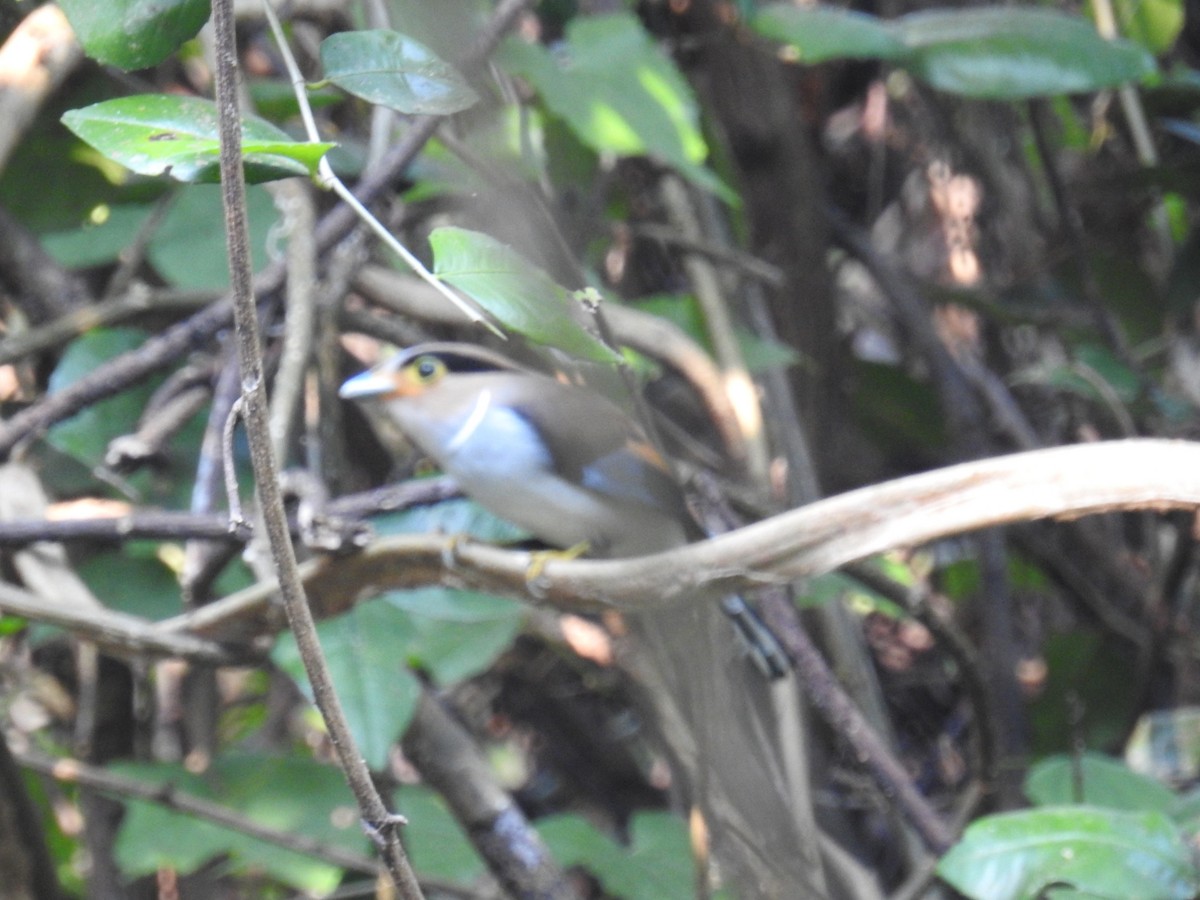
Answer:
273 587 523 768
272 601 423 770
752 6 906 63
1025 753 1176 813
111 755 368 893
500 13 731 200
380 587 524 684
752 5 1155 99
320 30 478 115
430 226 620 363
62 95 335 184
59 0 209 70
937 806 1199 900
897 8 1155 99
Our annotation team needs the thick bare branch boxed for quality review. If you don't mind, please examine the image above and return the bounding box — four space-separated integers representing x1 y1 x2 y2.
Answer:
162 439 1200 631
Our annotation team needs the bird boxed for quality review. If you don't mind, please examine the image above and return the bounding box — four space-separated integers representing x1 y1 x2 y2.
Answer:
339 342 690 558
341 342 827 897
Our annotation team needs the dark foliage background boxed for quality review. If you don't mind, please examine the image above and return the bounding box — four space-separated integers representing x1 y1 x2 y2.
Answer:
0 0 1198 897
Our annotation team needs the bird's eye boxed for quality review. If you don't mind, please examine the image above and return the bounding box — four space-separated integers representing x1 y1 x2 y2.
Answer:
411 356 444 383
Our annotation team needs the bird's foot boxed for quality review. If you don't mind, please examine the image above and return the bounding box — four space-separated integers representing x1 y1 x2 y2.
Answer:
525 541 590 596
440 533 468 570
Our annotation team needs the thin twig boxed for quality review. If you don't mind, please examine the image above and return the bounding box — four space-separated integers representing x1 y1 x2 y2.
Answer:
16 750 380 874
0 580 244 663
756 597 955 853
266 179 317 461
0 287 217 368
0 511 249 545
0 477 457 548
222 396 247 527
212 0 422 893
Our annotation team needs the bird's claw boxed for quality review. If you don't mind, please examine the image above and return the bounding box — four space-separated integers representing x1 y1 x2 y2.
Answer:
525 541 589 596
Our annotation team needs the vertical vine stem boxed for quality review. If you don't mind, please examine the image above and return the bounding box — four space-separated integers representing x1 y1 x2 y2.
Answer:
208 0 425 896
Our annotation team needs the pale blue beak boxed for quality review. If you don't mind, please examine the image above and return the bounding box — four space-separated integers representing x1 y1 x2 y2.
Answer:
339 369 394 400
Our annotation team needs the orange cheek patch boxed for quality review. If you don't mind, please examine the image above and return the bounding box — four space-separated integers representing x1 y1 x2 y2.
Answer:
390 372 427 398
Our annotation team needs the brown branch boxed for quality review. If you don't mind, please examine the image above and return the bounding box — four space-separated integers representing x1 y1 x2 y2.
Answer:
402 690 576 899
15 749 380 875
0 288 217 369
161 438 1200 631
756 595 955 853
210 0 421 893
0 477 458 548
0 4 82 175
0 580 245 663
0 510 246 545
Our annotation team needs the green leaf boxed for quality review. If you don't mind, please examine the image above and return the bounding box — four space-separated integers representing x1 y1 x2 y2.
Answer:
321 30 478 115
897 8 1156 99
247 79 344 121
59 0 209 70
273 587 523 767
398 785 487 883
47 328 158 467
937 807 1199 900
1025 754 1176 813
79 549 182 621
111 755 367 893
148 185 278 289
500 14 732 201
62 95 335 184
371 496 530 544
751 6 907 63
1112 0 1184 55
381 587 524 684
272 602 423 770
430 226 620 363
753 4 1156 99
1032 632 1141 756
1170 779 1200 829
41 204 156 268
538 812 694 899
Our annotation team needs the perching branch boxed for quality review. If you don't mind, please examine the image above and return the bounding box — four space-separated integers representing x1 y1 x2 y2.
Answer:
161 439 1200 637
